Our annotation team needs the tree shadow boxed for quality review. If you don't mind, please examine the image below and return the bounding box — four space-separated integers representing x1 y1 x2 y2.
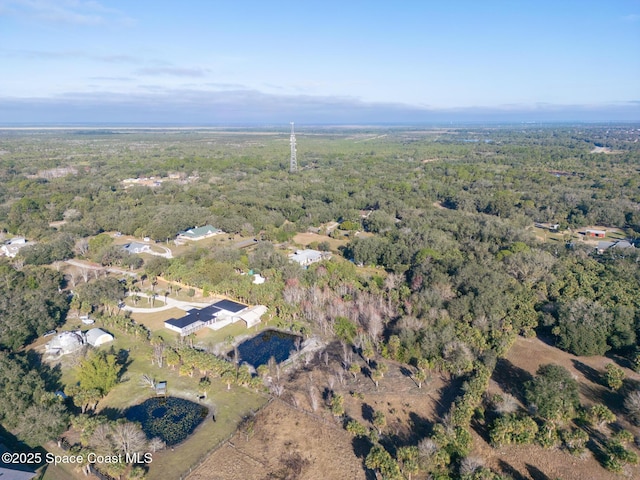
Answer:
25 350 63 391
492 358 533 404
351 437 376 480
525 464 550 480
571 359 603 387
470 416 491 444
362 403 375 424
434 375 465 418
408 411 433 441
497 459 527 480
99 406 124 421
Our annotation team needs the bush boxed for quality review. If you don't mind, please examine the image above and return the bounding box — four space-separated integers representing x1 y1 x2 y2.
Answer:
561 428 589 455
604 363 625 391
490 414 538 447
536 421 560 448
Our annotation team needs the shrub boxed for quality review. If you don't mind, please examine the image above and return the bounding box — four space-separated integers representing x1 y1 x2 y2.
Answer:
604 363 625 391
561 428 589 455
490 414 538 447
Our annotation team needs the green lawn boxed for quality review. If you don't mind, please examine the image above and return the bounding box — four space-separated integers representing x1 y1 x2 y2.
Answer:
49 325 269 480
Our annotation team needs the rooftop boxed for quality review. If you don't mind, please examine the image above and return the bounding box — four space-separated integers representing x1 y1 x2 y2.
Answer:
178 225 222 239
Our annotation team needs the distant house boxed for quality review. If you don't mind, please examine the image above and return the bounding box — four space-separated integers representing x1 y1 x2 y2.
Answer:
122 242 151 254
164 299 266 336
585 229 606 238
288 249 329 267
252 273 266 284
1 237 28 258
596 240 635 254
84 328 114 347
177 225 223 241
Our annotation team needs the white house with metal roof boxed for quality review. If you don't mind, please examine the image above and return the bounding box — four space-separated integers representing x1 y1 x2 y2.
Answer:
164 299 267 335
288 249 329 267
176 225 223 242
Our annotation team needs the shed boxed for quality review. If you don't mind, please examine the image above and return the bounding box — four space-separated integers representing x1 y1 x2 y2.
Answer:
156 381 167 397
84 328 114 347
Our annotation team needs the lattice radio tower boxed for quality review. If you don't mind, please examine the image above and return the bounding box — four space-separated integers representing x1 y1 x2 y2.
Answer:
289 122 297 173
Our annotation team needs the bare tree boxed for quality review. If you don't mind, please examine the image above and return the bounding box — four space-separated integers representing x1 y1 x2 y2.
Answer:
111 422 148 456
75 238 89 256
327 375 336 392
80 267 90 283
148 437 166 452
308 385 319 412
140 374 156 389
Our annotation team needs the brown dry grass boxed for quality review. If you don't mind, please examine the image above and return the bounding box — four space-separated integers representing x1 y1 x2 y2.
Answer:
187 400 366 480
479 336 640 480
188 345 452 480
292 232 347 250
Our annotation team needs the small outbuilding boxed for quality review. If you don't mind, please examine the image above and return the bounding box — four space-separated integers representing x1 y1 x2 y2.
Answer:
239 305 268 328
84 328 114 347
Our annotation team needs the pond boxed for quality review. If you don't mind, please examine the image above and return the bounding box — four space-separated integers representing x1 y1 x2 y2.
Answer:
234 329 301 368
125 397 208 446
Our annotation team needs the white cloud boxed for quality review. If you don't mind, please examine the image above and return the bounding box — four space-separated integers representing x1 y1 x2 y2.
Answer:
1 88 638 124
135 67 209 78
0 0 134 26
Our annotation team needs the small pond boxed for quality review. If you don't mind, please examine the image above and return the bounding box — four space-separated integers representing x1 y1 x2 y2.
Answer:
125 397 208 446
234 329 301 368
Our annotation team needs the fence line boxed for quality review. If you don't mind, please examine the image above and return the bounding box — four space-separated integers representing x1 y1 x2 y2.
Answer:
178 396 275 480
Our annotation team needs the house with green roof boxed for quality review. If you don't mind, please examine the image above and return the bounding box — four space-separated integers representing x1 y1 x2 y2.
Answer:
176 225 223 241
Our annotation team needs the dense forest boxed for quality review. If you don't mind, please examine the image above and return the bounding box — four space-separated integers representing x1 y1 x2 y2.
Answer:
0 125 639 479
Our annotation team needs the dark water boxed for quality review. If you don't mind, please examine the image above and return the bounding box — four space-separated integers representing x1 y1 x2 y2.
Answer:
234 329 300 367
125 397 208 446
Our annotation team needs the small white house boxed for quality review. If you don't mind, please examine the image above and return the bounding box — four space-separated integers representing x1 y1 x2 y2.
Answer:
122 242 151 254
289 249 328 267
1 237 28 258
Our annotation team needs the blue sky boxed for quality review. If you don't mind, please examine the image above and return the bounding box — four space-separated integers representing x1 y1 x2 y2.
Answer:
0 0 639 124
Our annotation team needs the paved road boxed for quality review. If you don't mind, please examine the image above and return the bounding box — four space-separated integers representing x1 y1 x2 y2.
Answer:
123 292 212 313
65 259 137 277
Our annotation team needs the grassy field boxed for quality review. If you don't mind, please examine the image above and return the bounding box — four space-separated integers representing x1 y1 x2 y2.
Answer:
42 322 269 480
130 307 186 332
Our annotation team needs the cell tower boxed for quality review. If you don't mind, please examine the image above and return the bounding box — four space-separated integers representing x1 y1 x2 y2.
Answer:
289 122 297 173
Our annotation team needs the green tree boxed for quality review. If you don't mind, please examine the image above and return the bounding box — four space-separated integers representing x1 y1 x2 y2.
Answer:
525 364 579 422
77 351 122 396
330 393 344 417
604 363 625 391
552 298 611 356
373 410 386 434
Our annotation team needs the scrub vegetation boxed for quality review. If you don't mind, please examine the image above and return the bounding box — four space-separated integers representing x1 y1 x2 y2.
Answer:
0 125 638 479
